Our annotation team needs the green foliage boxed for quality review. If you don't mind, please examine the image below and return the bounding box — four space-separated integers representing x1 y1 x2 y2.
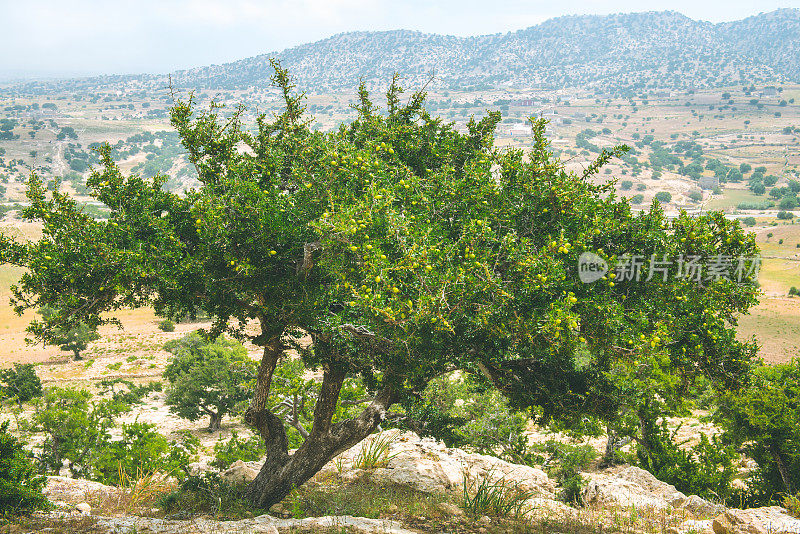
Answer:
532 440 598 504
352 431 399 469
0 364 43 405
211 431 266 469
715 361 800 504
620 180 633 191
159 472 259 520
0 421 48 515
28 387 125 477
97 378 161 407
163 332 257 430
0 63 762 505
635 405 737 502
461 471 533 519
93 422 198 485
742 217 757 227
399 373 534 465
157 318 175 332
778 211 795 220
783 494 800 518
654 191 672 203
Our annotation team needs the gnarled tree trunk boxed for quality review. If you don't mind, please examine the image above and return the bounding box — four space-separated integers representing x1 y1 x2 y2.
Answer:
244 342 397 508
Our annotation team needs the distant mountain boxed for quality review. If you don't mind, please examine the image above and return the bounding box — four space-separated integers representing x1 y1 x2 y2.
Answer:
168 9 800 92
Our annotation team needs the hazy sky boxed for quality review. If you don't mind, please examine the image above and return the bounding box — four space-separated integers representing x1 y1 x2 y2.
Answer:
1 0 798 77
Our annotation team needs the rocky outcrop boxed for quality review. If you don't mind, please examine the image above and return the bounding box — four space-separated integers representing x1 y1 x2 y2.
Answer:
320 431 556 497
220 459 259 484
583 466 687 511
44 476 120 505
712 507 800 534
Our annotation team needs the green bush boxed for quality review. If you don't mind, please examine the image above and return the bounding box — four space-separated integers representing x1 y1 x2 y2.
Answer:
636 415 737 502
654 191 672 203
531 440 597 504
211 431 266 469
742 217 757 227
715 361 800 505
158 319 175 332
778 211 795 220
0 364 43 406
159 472 258 520
93 422 198 485
0 421 48 514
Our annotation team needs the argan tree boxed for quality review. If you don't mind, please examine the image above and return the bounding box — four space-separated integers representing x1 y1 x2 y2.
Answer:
163 332 257 431
0 61 760 507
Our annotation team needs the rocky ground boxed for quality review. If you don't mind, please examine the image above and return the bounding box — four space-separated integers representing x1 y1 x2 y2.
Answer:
5 431 799 534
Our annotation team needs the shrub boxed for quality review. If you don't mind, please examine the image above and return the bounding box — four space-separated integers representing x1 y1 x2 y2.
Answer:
620 180 633 191
532 440 598 504
211 431 266 469
93 422 198 485
715 361 800 505
461 471 532 519
742 217 757 227
157 319 175 332
159 472 258 520
0 364 43 406
352 431 399 470
630 194 645 204
789 287 799 297
636 415 737 502
778 211 795 220
0 421 48 515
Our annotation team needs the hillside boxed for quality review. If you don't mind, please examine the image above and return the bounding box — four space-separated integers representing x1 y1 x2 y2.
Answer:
166 9 800 92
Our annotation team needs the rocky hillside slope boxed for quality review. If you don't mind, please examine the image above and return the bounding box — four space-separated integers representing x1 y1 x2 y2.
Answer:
169 9 800 91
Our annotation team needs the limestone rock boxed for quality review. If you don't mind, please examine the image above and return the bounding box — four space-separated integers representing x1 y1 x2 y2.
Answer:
75 502 91 515
90 513 416 533
334 431 555 497
712 507 800 534
583 466 686 511
44 476 120 505
681 495 726 517
221 459 259 484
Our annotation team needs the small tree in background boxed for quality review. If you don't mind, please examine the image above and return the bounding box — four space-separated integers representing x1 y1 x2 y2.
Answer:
0 363 43 406
38 305 99 360
164 332 257 431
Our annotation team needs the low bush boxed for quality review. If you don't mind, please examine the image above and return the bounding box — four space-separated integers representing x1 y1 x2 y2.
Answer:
636 416 737 502
0 421 48 514
157 319 175 332
211 430 266 469
532 440 598 504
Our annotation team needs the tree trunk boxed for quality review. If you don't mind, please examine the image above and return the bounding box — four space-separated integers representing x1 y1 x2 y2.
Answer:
245 369 396 509
208 412 222 432
73 349 82 360
769 443 794 494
